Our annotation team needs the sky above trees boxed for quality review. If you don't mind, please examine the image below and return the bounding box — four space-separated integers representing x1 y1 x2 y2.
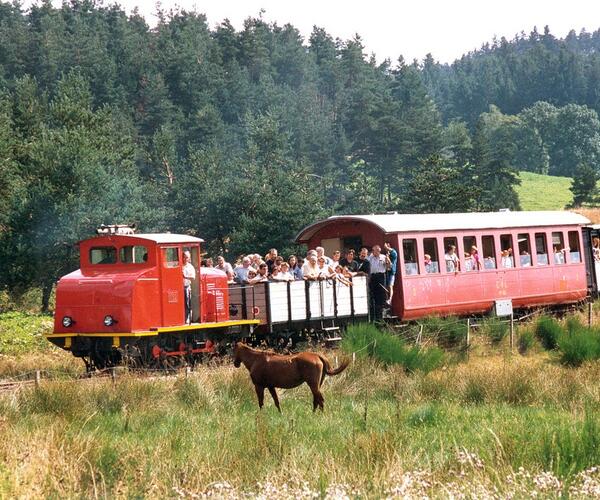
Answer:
22 0 600 62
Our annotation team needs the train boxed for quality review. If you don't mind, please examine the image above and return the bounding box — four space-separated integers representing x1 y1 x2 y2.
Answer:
46 210 600 370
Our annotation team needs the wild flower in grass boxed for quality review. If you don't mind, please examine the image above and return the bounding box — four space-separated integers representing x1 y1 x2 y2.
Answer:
385 469 432 498
456 449 484 470
569 466 600 498
441 480 500 499
531 471 562 496
255 481 319 500
324 483 358 500
505 467 563 498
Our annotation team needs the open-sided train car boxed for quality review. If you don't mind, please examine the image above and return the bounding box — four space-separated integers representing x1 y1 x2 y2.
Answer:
296 211 592 320
46 228 370 369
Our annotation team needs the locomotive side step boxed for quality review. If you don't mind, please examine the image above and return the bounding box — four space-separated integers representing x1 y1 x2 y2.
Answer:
322 326 340 332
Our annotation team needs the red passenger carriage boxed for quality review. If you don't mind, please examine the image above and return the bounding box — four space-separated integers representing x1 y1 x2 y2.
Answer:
296 211 592 320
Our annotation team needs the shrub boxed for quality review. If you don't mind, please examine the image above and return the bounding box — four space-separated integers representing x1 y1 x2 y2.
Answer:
535 316 563 350
341 323 444 374
481 317 509 344
517 329 535 355
557 326 600 367
420 316 467 349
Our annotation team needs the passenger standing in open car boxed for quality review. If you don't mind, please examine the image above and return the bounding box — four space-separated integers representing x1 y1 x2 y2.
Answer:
317 257 334 279
182 251 196 325
302 254 320 280
288 255 303 280
383 242 398 305
215 255 234 282
249 263 269 284
340 249 359 274
368 245 389 320
356 247 371 276
234 256 252 283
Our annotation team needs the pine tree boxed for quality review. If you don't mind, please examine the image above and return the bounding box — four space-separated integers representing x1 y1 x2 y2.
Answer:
570 163 598 206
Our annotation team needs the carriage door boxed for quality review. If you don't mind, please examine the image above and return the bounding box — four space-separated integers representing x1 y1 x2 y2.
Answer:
183 245 201 322
159 246 185 326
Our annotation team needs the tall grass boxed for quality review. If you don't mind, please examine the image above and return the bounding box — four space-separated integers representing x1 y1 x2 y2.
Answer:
1 357 600 497
341 323 444 373
535 315 562 350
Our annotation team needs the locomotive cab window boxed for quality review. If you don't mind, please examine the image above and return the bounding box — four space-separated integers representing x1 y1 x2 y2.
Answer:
463 236 478 271
568 231 581 263
402 239 419 276
163 247 180 268
120 245 148 264
482 235 496 269
500 234 514 268
423 238 439 273
443 237 460 273
517 234 532 267
552 232 565 264
89 246 117 265
535 233 549 265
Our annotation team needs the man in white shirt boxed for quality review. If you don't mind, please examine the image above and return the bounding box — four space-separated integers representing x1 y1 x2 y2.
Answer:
367 245 390 320
234 256 252 283
182 251 196 324
316 246 333 266
302 254 320 280
215 255 234 281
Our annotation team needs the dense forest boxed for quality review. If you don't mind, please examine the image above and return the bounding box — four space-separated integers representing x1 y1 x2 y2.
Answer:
1 0 600 308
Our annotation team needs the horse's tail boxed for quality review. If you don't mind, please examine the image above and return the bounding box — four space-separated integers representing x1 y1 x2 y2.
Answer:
319 355 349 376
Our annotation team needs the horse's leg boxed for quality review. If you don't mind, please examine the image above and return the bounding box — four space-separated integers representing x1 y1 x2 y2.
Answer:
268 387 282 413
254 384 265 409
307 381 325 412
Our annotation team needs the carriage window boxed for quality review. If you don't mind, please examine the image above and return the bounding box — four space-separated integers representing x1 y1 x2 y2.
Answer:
402 239 419 276
163 247 180 268
518 234 532 267
463 236 478 271
500 234 514 268
89 246 117 265
552 232 565 264
423 238 439 274
568 231 581 263
443 236 459 273
535 233 548 265
482 235 496 269
120 245 148 264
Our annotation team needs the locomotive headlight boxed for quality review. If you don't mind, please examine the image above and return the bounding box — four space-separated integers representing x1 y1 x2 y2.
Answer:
103 315 115 327
62 316 73 328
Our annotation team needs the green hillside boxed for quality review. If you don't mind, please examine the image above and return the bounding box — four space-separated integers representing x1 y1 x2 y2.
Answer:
516 172 573 210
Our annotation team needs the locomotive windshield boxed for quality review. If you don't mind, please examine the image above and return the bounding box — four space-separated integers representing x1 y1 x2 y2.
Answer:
89 246 117 264
120 245 148 264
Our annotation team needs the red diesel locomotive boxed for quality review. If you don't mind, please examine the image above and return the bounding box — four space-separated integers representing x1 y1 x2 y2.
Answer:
47 211 598 370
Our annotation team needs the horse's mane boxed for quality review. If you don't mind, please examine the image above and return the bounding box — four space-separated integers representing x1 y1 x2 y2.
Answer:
239 343 278 356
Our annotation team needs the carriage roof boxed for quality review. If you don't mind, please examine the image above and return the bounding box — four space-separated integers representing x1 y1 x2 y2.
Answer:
296 211 590 243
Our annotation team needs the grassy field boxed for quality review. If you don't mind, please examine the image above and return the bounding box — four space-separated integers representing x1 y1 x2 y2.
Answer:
516 171 573 210
1 315 600 498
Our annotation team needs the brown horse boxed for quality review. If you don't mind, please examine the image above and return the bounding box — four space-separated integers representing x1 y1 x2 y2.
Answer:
232 343 349 412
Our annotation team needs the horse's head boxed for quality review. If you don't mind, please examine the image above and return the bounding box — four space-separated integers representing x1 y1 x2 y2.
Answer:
233 342 243 368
